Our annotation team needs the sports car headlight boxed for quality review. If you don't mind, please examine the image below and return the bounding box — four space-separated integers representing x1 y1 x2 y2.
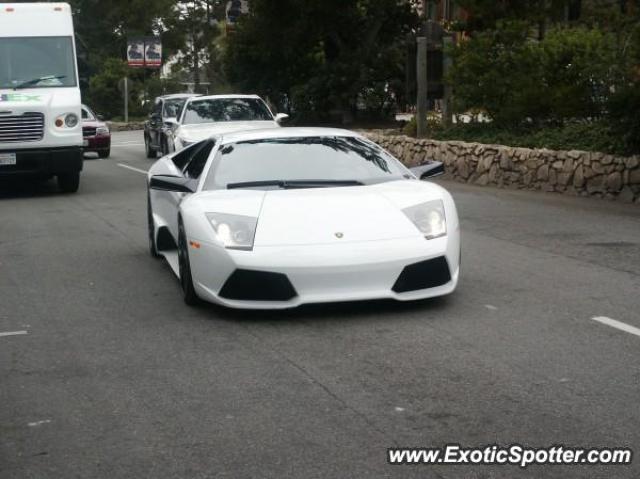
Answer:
206 213 258 250
402 200 447 239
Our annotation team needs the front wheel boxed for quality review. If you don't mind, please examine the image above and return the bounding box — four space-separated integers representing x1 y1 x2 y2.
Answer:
147 193 161 258
98 148 110 159
178 219 201 306
144 135 156 159
57 172 80 193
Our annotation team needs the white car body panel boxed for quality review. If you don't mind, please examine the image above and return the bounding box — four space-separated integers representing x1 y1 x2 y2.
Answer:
148 128 460 309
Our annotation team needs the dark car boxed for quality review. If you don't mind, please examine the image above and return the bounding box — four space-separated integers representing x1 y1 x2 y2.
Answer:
144 94 195 158
82 105 111 158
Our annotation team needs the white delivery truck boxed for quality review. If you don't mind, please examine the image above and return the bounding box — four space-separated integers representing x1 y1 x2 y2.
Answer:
0 3 83 193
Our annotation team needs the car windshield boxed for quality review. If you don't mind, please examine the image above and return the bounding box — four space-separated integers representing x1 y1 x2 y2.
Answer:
203 136 410 190
182 98 273 124
0 37 76 89
163 98 187 118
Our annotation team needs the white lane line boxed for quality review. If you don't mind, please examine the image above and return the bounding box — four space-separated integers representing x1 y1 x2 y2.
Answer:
0 330 28 337
112 142 144 147
592 316 640 338
484 304 498 311
117 163 148 175
28 419 51 427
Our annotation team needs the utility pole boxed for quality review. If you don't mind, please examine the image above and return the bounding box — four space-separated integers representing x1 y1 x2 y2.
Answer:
442 34 453 127
123 76 129 123
416 0 429 138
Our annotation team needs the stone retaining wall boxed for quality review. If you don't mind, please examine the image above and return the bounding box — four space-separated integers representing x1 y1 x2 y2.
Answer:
364 132 640 203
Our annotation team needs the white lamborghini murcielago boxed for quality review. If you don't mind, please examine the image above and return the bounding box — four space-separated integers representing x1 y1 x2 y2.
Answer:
147 127 460 309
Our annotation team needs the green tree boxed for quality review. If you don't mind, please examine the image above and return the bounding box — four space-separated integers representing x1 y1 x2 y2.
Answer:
224 0 418 123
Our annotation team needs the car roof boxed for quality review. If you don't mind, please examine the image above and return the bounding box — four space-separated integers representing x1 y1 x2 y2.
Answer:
187 94 262 102
159 93 196 101
216 127 364 145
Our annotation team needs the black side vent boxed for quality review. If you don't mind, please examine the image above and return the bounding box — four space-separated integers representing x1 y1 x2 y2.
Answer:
219 270 297 301
392 256 451 293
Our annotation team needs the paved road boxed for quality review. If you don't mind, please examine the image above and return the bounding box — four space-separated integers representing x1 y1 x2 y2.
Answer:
1 131 639 479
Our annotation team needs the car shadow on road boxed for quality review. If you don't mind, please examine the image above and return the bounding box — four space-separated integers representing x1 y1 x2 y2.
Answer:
200 295 452 325
0 177 60 199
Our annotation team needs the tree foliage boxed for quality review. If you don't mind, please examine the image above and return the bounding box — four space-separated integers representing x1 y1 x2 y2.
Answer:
224 0 418 122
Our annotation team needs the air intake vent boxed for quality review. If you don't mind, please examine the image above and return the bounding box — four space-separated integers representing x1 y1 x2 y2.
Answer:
0 112 45 143
392 256 452 293
219 269 297 301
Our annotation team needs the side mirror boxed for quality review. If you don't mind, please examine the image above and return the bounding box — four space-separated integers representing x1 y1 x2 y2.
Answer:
410 161 445 180
274 113 289 124
164 117 178 128
149 175 196 193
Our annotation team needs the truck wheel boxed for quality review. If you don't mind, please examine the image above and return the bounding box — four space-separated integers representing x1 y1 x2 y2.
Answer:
57 172 80 193
144 135 156 159
98 148 110 159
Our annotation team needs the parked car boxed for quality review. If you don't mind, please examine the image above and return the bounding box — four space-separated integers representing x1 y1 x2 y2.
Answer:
167 94 289 152
81 105 111 159
144 94 195 158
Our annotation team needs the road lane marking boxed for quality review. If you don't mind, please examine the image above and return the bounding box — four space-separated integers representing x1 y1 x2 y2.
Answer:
28 420 51 427
0 330 28 337
484 304 498 311
592 316 640 338
117 163 148 175
112 141 144 146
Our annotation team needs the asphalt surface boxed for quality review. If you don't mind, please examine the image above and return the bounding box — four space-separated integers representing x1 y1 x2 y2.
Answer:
1 130 639 479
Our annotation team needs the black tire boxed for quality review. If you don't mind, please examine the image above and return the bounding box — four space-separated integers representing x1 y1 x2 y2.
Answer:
178 219 200 306
144 135 156 159
147 193 161 258
98 148 110 159
57 172 80 193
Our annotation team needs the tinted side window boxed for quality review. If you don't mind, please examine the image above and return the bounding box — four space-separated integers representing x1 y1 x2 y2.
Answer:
184 141 215 179
171 142 201 170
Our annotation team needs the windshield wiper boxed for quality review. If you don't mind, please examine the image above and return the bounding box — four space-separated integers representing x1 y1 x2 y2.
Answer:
226 179 364 190
14 75 66 89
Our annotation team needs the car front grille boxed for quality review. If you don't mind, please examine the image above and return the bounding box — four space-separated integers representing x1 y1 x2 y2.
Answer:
392 256 452 293
83 127 97 138
0 112 45 143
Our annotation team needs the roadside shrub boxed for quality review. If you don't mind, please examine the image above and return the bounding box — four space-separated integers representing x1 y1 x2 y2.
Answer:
448 23 619 126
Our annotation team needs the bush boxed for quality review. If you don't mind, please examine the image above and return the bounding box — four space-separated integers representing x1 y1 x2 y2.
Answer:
448 23 620 126
421 120 628 155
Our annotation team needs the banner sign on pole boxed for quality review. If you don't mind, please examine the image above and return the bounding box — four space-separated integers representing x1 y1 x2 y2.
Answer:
127 37 162 68
145 38 162 68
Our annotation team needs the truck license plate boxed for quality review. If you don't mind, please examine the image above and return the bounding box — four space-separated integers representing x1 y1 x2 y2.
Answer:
0 153 17 166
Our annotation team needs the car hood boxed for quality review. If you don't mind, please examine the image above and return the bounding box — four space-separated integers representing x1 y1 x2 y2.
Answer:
188 180 447 247
176 121 279 142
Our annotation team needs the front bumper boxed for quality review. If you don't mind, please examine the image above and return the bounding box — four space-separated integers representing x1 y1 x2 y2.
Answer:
0 146 83 177
84 135 111 151
188 236 460 309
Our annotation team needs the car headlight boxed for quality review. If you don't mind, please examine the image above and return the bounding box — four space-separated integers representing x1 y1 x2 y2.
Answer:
206 213 258 250
402 200 447 239
96 126 109 135
64 113 79 128
54 113 79 128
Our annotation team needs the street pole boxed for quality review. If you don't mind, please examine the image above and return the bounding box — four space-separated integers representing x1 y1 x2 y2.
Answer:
442 34 453 128
124 76 129 123
416 36 428 138
416 0 429 138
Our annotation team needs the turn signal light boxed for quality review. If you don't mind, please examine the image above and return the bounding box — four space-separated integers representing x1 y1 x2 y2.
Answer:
55 118 64 127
